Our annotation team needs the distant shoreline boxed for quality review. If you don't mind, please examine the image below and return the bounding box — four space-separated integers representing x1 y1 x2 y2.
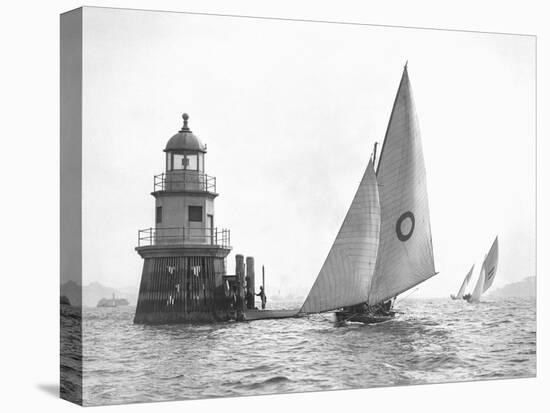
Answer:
62 276 535 309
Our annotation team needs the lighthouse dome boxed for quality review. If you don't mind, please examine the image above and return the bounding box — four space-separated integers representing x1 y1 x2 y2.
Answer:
165 113 206 153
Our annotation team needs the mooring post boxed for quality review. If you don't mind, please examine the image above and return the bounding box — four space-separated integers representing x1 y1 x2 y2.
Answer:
235 254 245 319
246 257 255 309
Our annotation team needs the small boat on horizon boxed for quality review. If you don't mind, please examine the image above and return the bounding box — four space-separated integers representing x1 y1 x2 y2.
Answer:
97 293 129 308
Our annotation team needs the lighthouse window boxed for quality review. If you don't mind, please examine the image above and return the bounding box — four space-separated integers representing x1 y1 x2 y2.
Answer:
189 206 203 222
171 153 198 171
172 154 184 170
186 154 198 170
198 153 204 171
156 206 162 224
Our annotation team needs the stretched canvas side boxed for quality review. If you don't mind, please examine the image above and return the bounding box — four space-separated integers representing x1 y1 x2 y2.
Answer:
60 7 83 406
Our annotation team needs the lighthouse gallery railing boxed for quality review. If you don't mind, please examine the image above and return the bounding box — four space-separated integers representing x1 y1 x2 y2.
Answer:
138 226 231 248
153 171 216 193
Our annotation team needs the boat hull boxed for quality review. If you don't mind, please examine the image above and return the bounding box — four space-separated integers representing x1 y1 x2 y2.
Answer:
334 311 395 324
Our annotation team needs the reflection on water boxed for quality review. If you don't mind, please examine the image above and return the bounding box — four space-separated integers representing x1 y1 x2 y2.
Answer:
82 297 535 406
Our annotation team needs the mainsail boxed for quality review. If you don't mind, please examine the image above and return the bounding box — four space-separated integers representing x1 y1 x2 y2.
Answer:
367 65 437 305
468 237 498 303
468 236 499 303
482 237 499 293
455 264 475 299
300 159 380 313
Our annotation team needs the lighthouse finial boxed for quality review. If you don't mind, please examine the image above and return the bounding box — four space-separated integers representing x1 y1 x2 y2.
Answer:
180 113 191 132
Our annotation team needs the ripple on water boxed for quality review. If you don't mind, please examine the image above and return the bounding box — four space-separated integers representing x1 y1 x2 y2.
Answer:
81 298 536 405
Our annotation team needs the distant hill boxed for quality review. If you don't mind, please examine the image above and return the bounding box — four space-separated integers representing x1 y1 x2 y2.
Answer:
60 280 82 307
60 281 138 308
488 276 535 298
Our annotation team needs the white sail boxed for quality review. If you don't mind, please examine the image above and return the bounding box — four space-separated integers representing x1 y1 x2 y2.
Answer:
456 264 475 298
469 261 486 303
468 237 499 303
482 237 499 293
300 159 380 313
367 65 436 305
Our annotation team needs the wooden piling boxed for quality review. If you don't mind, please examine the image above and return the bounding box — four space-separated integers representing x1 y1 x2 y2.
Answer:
246 256 255 308
235 254 245 317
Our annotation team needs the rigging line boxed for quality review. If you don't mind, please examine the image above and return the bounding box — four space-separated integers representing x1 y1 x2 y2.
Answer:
395 287 419 303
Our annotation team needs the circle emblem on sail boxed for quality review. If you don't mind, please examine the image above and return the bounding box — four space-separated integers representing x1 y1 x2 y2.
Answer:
396 211 415 241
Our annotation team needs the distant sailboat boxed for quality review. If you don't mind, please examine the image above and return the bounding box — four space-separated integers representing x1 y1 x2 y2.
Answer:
465 236 499 303
450 264 475 300
300 64 437 322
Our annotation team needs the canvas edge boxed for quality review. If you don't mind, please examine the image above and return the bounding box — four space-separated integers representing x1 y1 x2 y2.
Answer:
60 7 83 406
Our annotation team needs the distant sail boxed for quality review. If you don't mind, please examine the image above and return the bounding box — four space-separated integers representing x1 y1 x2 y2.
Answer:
468 236 499 303
482 237 499 293
367 65 436 305
456 264 475 299
300 159 380 313
469 261 486 303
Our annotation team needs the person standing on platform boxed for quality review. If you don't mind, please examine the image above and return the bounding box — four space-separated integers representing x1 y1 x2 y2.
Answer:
256 286 267 310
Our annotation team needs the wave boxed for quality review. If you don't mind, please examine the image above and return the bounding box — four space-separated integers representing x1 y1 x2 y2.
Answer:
78 297 536 405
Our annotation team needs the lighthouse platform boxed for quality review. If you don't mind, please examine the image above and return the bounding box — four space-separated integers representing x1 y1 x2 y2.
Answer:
243 309 299 321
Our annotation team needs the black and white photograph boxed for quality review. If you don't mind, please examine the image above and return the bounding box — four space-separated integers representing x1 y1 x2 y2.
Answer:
49 2 543 410
58 6 538 407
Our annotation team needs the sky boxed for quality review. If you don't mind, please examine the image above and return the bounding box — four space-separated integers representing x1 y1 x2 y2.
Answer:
80 7 536 299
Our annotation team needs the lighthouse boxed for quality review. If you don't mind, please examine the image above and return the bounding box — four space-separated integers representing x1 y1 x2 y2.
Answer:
134 113 232 324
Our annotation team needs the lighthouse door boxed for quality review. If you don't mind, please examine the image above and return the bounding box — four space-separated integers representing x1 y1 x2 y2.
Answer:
208 214 214 244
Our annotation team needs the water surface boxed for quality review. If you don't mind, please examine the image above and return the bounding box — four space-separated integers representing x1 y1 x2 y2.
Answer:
82 297 535 406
